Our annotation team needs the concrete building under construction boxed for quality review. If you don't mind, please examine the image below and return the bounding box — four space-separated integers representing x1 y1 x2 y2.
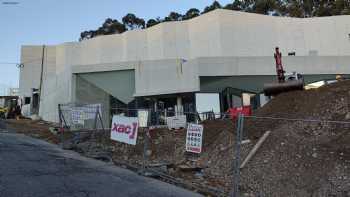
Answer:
19 9 350 123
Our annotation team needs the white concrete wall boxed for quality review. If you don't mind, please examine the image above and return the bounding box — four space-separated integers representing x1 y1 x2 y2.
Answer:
39 46 58 122
19 46 44 97
188 11 221 58
19 45 60 121
197 56 350 76
20 44 74 122
134 59 199 96
36 9 350 67
36 9 350 68
218 10 350 57
19 9 350 123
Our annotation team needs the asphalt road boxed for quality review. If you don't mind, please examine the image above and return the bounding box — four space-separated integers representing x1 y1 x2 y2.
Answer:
0 132 201 197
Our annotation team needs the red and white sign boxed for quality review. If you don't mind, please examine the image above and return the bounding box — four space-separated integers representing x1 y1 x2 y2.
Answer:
186 124 203 154
110 116 139 145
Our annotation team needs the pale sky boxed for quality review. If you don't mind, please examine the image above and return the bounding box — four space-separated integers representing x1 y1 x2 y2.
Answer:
0 0 232 95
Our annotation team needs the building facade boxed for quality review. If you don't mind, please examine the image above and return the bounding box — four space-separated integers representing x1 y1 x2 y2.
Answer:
19 9 350 123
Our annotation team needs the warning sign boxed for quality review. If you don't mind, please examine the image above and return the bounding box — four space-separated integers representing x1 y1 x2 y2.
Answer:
185 123 203 154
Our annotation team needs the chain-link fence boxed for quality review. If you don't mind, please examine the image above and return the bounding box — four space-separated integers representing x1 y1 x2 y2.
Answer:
56 104 231 195
58 103 105 130
56 103 350 196
58 103 109 154
110 107 214 127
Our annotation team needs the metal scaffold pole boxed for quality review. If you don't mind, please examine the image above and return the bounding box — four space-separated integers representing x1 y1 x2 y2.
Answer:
233 113 244 197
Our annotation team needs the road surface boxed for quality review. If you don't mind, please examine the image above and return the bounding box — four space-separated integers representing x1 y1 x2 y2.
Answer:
0 132 201 197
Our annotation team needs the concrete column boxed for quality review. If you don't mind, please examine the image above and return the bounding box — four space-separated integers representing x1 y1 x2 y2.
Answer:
177 96 182 107
71 74 77 103
242 93 251 106
154 99 158 111
176 96 183 115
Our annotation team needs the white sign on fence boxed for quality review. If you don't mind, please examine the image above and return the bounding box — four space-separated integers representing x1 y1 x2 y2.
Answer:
166 115 187 130
138 110 148 128
70 103 102 125
84 103 102 119
186 123 204 154
110 115 139 145
71 109 85 125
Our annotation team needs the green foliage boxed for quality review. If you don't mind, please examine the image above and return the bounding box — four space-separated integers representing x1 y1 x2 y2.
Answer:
164 12 183 21
79 18 125 41
183 8 200 20
102 18 126 34
146 18 160 28
253 0 278 14
202 1 222 14
122 13 145 30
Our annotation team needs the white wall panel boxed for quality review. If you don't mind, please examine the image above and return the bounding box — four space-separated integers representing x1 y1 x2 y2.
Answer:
20 9 350 123
147 24 164 60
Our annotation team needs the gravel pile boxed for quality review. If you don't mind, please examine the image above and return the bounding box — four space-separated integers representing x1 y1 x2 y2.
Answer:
86 80 350 196
189 80 350 195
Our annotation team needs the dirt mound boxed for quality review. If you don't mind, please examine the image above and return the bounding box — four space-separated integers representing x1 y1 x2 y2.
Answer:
187 80 350 195
247 80 350 138
238 80 350 196
5 119 59 144
107 79 350 195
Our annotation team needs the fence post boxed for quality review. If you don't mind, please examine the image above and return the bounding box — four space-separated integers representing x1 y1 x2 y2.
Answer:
142 110 151 175
93 105 99 130
58 104 64 148
96 105 105 132
233 113 244 197
156 110 159 126
142 127 149 175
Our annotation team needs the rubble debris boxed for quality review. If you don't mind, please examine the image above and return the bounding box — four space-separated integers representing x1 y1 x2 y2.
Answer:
5 119 59 144
240 130 271 169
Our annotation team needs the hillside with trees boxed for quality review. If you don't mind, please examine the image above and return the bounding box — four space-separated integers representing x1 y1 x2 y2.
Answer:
79 0 350 41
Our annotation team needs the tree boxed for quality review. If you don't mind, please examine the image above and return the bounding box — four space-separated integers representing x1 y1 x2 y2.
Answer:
122 13 145 30
225 0 254 11
146 18 161 28
80 0 350 41
331 0 347 15
79 30 98 40
253 0 278 15
102 18 126 34
183 8 201 20
224 2 242 11
202 1 222 14
301 0 315 17
286 0 304 17
79 18 126 41
79 31 91 41
341 7 350 14
110 20 127 33
164 12 183 21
